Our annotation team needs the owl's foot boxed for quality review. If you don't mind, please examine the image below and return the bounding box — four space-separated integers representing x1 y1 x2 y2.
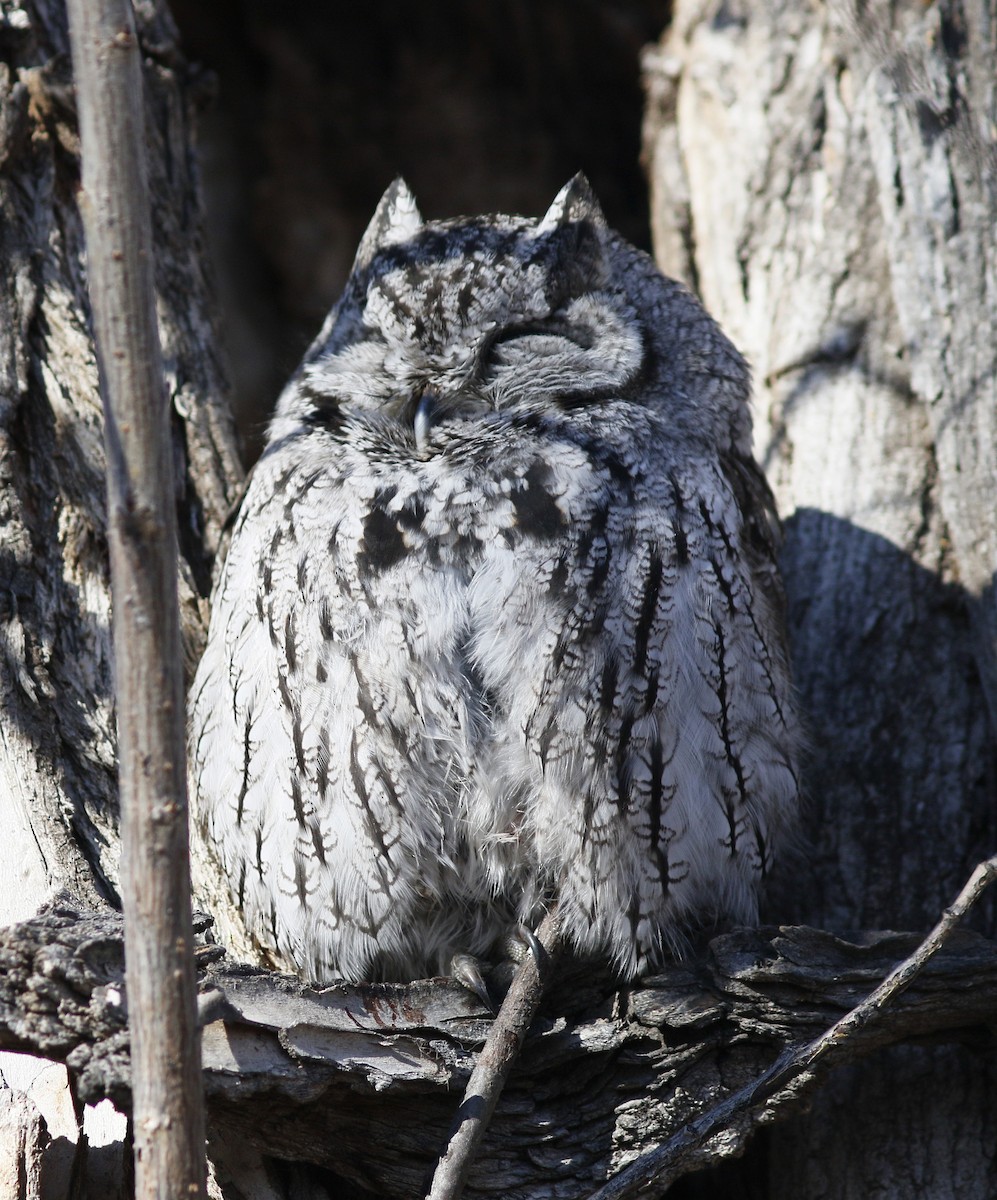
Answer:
450 952 493 1010
450 924 545 1010
512 922 543 964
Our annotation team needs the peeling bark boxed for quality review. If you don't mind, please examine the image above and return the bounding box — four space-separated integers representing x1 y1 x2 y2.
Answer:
0 0 241 908
2 897 997 1199
0 3 239 1193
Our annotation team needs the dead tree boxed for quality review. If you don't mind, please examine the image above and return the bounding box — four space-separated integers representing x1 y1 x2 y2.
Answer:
0 1 994 1197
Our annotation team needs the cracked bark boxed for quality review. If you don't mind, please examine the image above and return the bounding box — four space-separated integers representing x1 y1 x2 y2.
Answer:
0 3 239 1195
0 0 241 917
644 2 997 1195
2 896 997 1199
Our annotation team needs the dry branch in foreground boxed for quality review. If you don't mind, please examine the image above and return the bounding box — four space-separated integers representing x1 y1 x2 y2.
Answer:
65 0 207 1195
427 907 562 1200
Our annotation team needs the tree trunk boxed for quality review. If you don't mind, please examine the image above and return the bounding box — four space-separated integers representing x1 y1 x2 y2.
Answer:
1 0 995 1196
643 0 997 1194
0 0 241 912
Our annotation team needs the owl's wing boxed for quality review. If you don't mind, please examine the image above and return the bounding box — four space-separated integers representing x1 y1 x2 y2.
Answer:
465 416 800 978
721 447 790 631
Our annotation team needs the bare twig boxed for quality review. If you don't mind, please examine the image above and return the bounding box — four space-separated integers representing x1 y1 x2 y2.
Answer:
65 4 207 1199
592 853 997 1199
426 906 562 1200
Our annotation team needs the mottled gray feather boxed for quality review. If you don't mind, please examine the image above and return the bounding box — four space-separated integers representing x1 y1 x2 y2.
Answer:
189 177 801 983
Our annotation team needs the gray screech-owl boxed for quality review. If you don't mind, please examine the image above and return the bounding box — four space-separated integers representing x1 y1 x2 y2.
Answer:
188 176 801 986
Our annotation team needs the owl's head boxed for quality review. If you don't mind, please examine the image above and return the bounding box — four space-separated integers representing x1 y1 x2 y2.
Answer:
276 176 648 453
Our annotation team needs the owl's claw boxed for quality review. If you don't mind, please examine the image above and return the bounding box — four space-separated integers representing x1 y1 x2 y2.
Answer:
494 923 543 966
515 922 543 966
450 952 494 1010
449 928 542 1011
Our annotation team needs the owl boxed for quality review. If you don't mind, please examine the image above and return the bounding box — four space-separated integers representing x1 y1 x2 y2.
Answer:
188 176 801 987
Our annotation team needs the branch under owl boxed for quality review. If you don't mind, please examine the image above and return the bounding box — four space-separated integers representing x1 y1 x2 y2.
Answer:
1 891 996 1199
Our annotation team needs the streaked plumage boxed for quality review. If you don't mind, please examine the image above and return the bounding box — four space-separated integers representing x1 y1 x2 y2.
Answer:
188 177 800 984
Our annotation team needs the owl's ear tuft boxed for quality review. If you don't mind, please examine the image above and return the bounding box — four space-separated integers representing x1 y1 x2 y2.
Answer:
354 178 424 270
533 174 609 295
536 173 607 235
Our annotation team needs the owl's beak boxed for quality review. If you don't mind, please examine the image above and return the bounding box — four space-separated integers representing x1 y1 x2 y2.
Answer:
413 389 437 456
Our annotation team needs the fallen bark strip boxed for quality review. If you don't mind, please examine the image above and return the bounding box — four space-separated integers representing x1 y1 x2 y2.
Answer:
1 893 996 1198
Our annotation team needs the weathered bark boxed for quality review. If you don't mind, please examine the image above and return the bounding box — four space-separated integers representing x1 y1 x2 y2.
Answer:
2 896 997 1199
2 0 996 1197
0 0 241 911
643 1 997 1195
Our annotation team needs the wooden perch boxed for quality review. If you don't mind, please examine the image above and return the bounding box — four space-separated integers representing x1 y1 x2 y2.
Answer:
2 894 996 1198
593 852 997 1198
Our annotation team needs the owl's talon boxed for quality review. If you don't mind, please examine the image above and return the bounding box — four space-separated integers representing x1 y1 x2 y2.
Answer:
450 952 494 1010
495 923 543 965
515 923 543 966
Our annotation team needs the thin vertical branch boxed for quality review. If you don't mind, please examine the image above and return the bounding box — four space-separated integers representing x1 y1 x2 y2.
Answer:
65 3 206 1198
427 906 562 1200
